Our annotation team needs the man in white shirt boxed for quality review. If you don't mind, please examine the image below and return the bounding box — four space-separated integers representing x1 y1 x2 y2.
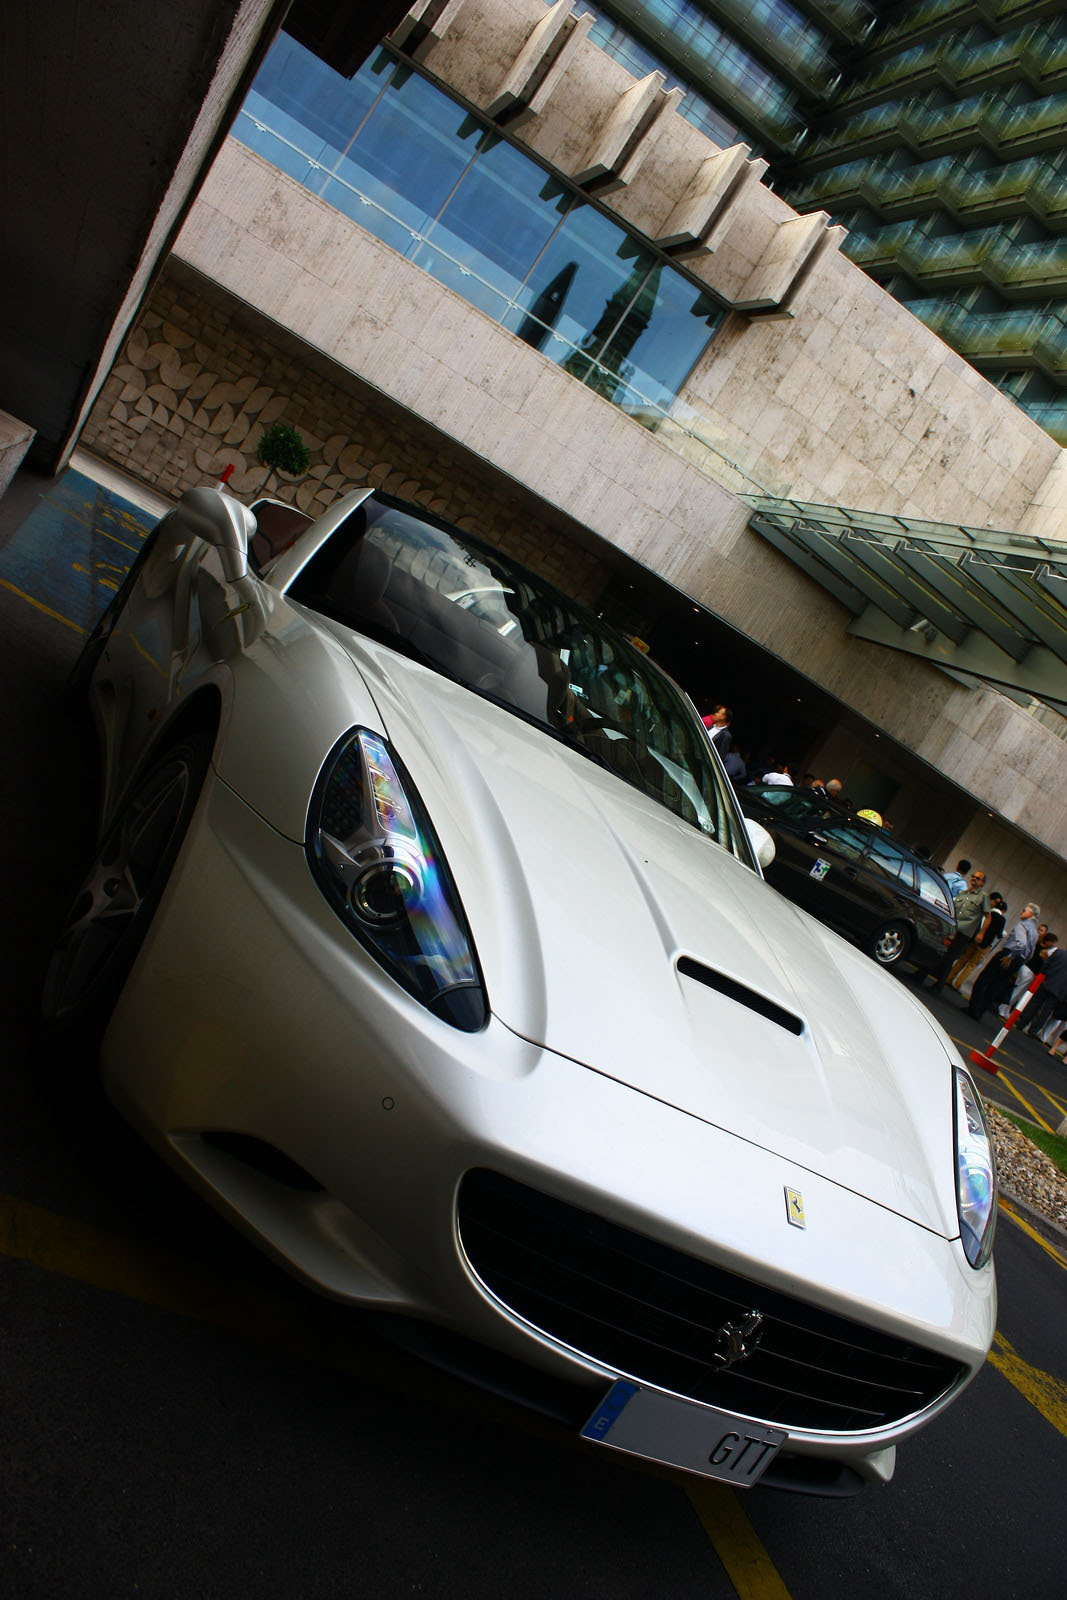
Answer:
761 762 792 786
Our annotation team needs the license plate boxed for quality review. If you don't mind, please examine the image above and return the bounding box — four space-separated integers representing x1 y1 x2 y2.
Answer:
581 1381 785 1487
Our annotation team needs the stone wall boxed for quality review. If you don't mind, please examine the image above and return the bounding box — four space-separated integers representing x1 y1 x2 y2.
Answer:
1019 451 1067 542
81 263 610 605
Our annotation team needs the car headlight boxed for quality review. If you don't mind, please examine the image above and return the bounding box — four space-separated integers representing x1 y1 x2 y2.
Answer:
306 728 487 1032
954 1067 998 1269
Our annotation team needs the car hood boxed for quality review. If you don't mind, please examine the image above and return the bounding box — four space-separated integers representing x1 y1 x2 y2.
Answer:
222 621 962 1240
331 642 960 1241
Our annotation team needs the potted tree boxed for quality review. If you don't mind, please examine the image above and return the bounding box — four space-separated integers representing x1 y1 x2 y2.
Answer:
255 421 310 495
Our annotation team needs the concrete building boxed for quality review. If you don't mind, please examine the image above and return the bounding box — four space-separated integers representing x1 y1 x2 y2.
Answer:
74 0 1067 927
585 1 1067 446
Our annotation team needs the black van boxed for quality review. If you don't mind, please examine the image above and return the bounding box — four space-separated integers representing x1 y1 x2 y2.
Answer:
738 785 956 974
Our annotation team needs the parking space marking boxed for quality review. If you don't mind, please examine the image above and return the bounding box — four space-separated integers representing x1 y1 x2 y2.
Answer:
999 1199 1067 1273
0 1189 791 1598
997 1065 1067 1124
0 466 152 631
995 1069 1055 1133
685 1484 792 1599
989 1330 1067 1441
0 577 85 634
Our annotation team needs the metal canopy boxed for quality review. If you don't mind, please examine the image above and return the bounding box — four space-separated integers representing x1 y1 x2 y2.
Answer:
744 496 1067 716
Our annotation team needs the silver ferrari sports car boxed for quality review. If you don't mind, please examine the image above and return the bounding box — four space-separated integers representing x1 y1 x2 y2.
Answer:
45 485 997 1495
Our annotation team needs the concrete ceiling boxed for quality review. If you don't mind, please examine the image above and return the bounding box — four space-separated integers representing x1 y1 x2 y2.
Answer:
0 0 408 471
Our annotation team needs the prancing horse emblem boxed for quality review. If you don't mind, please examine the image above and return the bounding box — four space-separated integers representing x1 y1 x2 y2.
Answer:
712 1310 765 1370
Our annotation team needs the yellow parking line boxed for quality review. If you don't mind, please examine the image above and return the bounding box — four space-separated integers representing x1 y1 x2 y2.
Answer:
945 1031 1025 1076
43 499 143 551
0 578 85 633
998 1198 1067 1271
685 1484 792 1599
995 1070 1055 1133
989 1330 1067 1441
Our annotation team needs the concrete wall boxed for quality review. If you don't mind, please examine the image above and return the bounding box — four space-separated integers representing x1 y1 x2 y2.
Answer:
81 262 611 606
395 0 1064 529
1018 451 1067 542
946 810 1067 968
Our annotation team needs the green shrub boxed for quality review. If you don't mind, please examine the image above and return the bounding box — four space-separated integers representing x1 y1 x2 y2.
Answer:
256 421 310 480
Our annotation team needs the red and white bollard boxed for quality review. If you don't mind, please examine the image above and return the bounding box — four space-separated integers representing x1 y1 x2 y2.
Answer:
969 972 1044 1075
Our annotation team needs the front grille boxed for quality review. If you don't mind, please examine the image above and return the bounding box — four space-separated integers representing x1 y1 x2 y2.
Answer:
457 1169 965 1433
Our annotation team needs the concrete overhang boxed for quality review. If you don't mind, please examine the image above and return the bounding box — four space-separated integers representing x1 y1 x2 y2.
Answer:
745 495 1067 716
0 0 409 473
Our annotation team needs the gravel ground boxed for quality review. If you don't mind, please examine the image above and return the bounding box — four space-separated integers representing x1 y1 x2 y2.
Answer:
988 1104 1067 1234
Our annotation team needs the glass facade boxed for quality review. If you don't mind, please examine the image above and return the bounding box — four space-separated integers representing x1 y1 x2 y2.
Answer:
237 37 723 422
586 1 1067 443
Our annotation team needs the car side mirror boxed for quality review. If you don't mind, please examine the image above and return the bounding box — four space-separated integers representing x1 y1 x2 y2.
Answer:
174 486 256 583
745 818 776 871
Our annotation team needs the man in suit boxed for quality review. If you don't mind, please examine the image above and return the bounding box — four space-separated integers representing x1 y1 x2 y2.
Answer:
967 902 1040 1021
1021 934 1067 1037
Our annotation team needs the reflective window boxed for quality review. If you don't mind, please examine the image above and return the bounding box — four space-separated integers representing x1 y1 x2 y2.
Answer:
583 0 808 145
287 493 752 856
322 62 481 251
917 866 953 915
865 835 917 891
234 39 723 424
822 824 867 862
749 786 821 813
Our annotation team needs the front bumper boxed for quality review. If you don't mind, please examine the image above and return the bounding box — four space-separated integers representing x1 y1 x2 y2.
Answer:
102 770 995 1486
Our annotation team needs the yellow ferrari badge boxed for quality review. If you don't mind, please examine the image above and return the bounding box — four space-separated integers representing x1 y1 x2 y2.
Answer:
785 1187 806 1229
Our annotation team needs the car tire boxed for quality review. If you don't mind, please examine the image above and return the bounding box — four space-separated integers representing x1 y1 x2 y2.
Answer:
867 920 912 970
41 724 213 1036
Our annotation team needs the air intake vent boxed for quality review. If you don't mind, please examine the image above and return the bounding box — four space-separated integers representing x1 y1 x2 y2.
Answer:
457 1169 965 1433
677 955 804 1035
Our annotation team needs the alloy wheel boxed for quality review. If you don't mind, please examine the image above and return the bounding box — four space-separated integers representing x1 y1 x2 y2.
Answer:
43 733 209 1029
870 922 909 967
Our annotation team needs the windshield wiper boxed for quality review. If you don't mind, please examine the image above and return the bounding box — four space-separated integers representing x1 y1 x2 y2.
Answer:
544 722 614 772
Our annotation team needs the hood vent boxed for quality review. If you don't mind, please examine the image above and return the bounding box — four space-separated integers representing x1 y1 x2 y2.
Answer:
677 956 804 1036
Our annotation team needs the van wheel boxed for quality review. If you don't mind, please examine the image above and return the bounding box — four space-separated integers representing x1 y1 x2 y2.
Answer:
868 921 911 969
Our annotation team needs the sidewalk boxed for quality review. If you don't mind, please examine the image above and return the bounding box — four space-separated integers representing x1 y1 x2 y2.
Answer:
0 449 170 636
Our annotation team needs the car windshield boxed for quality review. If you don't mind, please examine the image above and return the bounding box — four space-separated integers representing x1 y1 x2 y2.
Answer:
286 494 751 860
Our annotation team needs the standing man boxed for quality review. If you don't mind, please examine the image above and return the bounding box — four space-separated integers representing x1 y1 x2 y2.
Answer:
924 868 989 994
948 891 1006 992
1004 922 1049 1014
942 859 971 897
1021 933 1067 1037
701 703 733 758
967 902 1041 1022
